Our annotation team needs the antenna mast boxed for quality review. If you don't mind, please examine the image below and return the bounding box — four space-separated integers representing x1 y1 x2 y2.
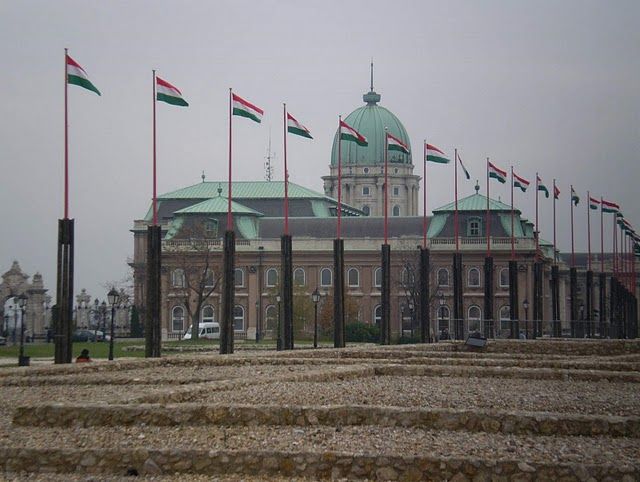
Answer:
264 128 276 181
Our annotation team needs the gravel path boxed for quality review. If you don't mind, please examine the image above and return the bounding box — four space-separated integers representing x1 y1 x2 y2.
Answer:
195 375 640 416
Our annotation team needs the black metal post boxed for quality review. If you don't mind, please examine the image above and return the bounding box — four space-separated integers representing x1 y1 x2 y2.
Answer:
551 265 561 337
484 257 494 338
55 219 74 363
145 225 162 358
524 305 529 339
333 239 345 348
108 304 115 361
533 262 543 338
220 230 235 354
313 302 318 348
276 300 282 351
380 244 391 345
586 270 593 338
570 267 578 338
18 304 28 366
419 247 430 343
281 234 293 350
508 260 519 339
453 253 463 340
599 272 606 338
256 246 264 343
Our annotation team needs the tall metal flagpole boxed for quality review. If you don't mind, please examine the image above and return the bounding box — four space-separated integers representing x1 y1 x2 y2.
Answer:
587 191 592 271
571 185 575 268
535 173 539 259
486 158 491 257
337 115 342 239
600 197 604 273
454 149 459 252
613 215 617 277
227 88 233 231
423 141 427 248
64 48 69 219
283 104 289 235
510 166 515 260
384 128 389 244
152 70 157 225
553 179 557 263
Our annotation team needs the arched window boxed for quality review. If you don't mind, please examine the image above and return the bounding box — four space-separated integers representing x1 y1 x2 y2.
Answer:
374 267 382 288
468 305 482 334
320 267 332 287
499 268 509 288
362 205 370 216
172 306 185 332
467 217 482 237
468 268 481 287
400 267 414 287
233 305 245 331
347 268 359 287
437 268 450 287
201 305 215 323
266 268 278 287
392 205 400 217
437 305 451 338
234 268 245 287
265 305 277 332
374 305 382 326
293 268 306 286
172 269 185 288
204 269 215 288
499 305 511 334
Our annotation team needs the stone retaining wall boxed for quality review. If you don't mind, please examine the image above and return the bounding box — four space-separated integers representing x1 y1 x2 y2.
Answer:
0 447 637 481
14 403 639 438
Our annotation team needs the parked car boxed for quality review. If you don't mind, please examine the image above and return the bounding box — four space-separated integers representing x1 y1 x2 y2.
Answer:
182 322 220 340
72 329 101 342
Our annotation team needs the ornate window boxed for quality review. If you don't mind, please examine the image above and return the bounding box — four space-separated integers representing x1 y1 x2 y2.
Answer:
374 267 382 288
171 306 185 332
234 268 244 287
437 268 450 287
499 305 511 334
467 217 482 237
204 269 215 288
499 268 509 288
362 205 370 216
374 305 382 326
362 186 370 196
468 268 481 287
320 267 333 287
393 186 400 196
468 305 482 334
233 305 245 331
437 306 450 337
172 269 185 288
293 268 306 286
400 267 414 287
266 268 278 287
201 305 215 323
347 268 360 288
392 205 400 216
265 305 277 331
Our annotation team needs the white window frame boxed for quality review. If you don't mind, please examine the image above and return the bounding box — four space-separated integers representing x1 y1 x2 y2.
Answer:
468 267 481 287
234 268 245 288
172 269 185 288
201 304 215 323
362 186 370 196
266 268 278 288
320 267 333 287
374 267 382 288
374 305 382 326
499 268 510 288
204 269 215 288
392 205 400 217
293 267 306 286
233 305 245 332
347 268 360 288
437 268 450 287
172 306 185 333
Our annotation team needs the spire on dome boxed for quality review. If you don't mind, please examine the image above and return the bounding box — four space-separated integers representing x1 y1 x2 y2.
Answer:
363 59 381 105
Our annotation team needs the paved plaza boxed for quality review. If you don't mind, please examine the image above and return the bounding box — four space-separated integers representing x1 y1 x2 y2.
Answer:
0 339 639 481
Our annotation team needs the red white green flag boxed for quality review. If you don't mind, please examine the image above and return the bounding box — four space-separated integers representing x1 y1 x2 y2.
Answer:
537 175 549 198
386 133 409 154
425 143 451 164
339 120 368 146
513 171 530 192
287 113 312 139
488 162 507 183
156 77 188 106
66 55 100 96
232 93 263 123
589 197 600 210
457 153 471 180
554 185 561 199
571 187 580 206
601 199 620 213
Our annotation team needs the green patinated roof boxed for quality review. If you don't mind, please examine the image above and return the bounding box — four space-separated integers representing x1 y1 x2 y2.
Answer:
174 196 263 216
159 181 328 200
330 89 412 167
433 193 518 214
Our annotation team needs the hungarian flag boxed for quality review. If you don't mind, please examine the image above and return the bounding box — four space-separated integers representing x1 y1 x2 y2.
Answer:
387 133 409 154
457 153 471 180
287 113 312 139
571 187 580 206
554 185 561 199
589 197 600 210
339 120 368 146
156 77 188 106
513 172 530 192
66 54 100 96
601 199 620 213
232 93 263 123
488 162 507 183
425 143 451 164
537 175 549 198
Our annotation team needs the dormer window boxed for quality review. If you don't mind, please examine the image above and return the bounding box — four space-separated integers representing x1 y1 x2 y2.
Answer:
467 217 482 237
205 219 218 238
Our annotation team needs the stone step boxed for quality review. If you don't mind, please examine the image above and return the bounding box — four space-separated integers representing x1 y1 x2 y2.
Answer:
14 403 640 438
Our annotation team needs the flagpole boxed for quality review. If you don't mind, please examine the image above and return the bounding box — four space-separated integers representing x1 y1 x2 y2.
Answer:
486 158 490 257
613 215 617 277
64 48 69 220
510 166 515 260
600 197 604 273
283 104 289 236
570 185 575 268
454 149 459 252
587 190 592 271
227 88 233 231
337 115 342 239
152 70 158 226
423 141 427 248
553 179 557 264
384 128 388 245
535 173 539 260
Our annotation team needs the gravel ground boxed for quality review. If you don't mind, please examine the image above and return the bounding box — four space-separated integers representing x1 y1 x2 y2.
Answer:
0 475 313 482
2 424 638 467
195 375 640 416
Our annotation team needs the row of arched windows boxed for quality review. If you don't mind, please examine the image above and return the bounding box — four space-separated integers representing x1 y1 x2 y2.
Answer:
435 267 511 288
172 268 245 288
171 304 245 333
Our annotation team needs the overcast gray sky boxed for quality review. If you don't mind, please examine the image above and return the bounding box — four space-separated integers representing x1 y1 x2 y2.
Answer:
1 0 638 300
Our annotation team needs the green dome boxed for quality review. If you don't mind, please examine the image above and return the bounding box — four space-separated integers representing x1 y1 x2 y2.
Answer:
331 90 412 166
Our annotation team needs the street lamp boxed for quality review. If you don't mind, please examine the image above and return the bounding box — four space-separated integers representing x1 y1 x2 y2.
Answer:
438 291 446 340
522 299 530 340
579 303 585 338
107 288 119 361
312 288 321 348
276 294 282 351
408 300 415 339
17 294 28 366
255 300 260 343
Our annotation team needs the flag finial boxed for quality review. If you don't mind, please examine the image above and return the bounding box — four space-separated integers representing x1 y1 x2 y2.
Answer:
363 59 381 105
201 171 206 183
217 183 222 196
475 180 480 193
370 58 374 92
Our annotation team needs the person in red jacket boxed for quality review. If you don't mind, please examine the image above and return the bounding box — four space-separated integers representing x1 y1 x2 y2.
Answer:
76 349 91 363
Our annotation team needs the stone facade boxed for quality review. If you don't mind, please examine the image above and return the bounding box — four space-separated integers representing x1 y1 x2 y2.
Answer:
0 261 48 337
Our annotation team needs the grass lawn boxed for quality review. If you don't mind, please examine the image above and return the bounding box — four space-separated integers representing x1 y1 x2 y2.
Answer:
0 340 145 359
